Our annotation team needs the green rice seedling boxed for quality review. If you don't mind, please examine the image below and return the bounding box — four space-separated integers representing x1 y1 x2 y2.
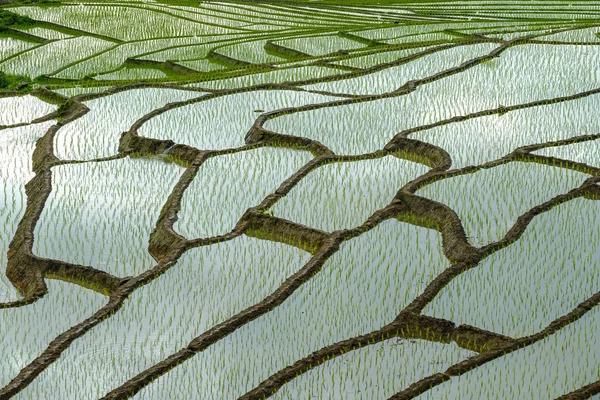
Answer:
194 65 341 89
304 43 497 95
132 219 452 399
413 93 600 169
419 303 600 399
0 95 55 125
0 37 37 63
269 156 428 232
54 88 200 161
353 21 522 42
54 37 219 79
270 44 600 155
0 280 106 388
0 122 54 302
2 3 599 399
176 58 226 72
0 36 115 78
423 197 600 337
274 34 365 57
53 85 113 97
335 46 430 68
13 27 72 41
534 138 600 168
272 339 474 399
417 162 588 246
18 237 310 399
218 39 286 64
139 90 330 151
32 157 184 277
176 147 312 239
95 67 168 80
13 5 236 41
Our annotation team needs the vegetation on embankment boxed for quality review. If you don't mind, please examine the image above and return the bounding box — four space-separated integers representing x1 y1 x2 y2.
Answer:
0 8 35 27
0 71 30 89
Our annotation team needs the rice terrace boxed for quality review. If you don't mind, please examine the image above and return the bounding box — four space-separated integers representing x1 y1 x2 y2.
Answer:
1 0 600 398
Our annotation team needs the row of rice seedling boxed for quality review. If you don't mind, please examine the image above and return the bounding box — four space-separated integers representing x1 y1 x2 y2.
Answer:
217 39 288 64
264 95 408 155
32 157 184 277
416 161 589 247
0 35 115 78
249 3 383 25
54 36 221 79
140 4 259 29
138 31 271 63
0 37 36 63
339 5 419 17
384 4 600 17
334 46 430 68
95 67 168 81
13 26 71 40
175 147 312 239
13 5 236 41
337 23 418 40
54 88 199 161
194 65 340 89
272 339 475 399
133 219 451 399
538 26 600 42
2 3 597 397
1 279 106 389
384 31 457 45
242 23 299 32
304 43 498 95
458 21 562 37
136 43 216 63
273 35 366 57
466 11 600 20
139 90 330 151
198 2 368 27
411 43 600 109
0 192 23 301
413 92 600 169
268 43 600 155
408 2 600 11
535 138 600 168
154 5 309 31
451 21 559 34
0 122 54 302
147 4 280 29
176 59 225 73
287 4 404 23
410 3 600 19
0 95 55 125
417 301 600 399
423 197 600 338
54 85 112 97
265 84 470 156
195 3 304 26
17 237 310 399
490 27 563 41
350 21 514 42
269 156 429 232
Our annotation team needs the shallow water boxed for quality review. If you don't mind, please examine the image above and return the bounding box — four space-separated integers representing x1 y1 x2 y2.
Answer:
1 3 599 399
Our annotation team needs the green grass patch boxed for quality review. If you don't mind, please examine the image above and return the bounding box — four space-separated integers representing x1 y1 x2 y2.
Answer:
0 9 35 28
0 70 30 89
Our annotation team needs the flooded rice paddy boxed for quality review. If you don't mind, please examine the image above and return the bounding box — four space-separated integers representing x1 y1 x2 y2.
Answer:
0 0 599 399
